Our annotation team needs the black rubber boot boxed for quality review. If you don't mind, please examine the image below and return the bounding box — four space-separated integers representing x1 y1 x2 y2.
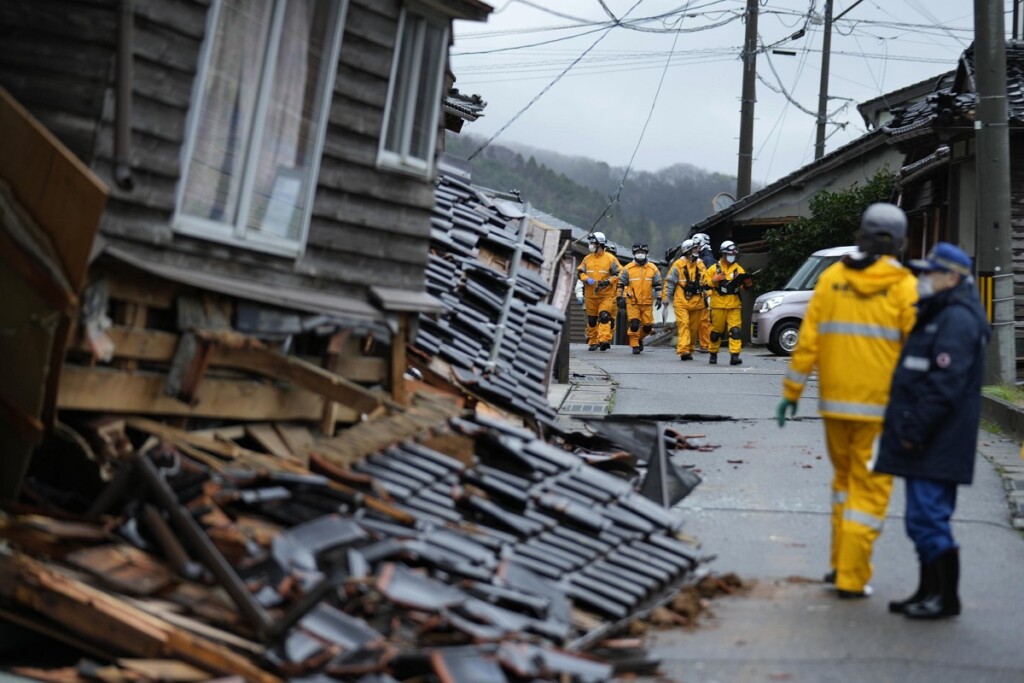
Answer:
730 353 742 365
599 342 611 351
709 353 718 365
638 340 644 351
588 344 599 351
680 353 693 361
631 346 641 355
905 549 960 619
888 562 936 614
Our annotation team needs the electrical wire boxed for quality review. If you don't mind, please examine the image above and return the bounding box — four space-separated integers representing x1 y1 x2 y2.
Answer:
589 13 686 233
467 0 648 161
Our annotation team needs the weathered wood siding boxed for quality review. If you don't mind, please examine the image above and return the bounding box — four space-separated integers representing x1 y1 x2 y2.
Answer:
0 0 438 303
1009 136 1024 358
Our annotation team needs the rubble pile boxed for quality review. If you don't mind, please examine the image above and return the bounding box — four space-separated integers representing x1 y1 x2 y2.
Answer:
415 171 564 427
0 403 704 682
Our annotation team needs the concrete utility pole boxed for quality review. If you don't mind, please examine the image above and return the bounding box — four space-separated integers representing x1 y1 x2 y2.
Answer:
736 0 758 198
814 0 833 160
974 0 1016 385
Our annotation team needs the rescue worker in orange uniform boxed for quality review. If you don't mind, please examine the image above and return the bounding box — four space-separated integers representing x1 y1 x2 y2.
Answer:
692 233 714 352
577 232 620 351
777 203 918 599
704 240 751 365
663 238 706 360
617 243 663 354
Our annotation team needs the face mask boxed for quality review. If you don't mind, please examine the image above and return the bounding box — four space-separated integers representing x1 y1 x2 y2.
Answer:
634 252 647 263
916 274 935 298
688 253 698 261
725 254 736 264
588 243 597 253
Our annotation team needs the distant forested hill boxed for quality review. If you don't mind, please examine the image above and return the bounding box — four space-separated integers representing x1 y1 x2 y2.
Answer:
444 133 739 257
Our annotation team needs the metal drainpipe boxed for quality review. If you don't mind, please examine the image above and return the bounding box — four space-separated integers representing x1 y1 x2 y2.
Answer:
114 0 135 190
487 204 530 369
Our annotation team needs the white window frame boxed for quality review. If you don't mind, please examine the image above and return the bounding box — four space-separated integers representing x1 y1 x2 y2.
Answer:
173 0 348 258
377 6 449 177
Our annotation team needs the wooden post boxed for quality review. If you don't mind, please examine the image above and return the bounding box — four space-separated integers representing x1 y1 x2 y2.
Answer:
391 314 409 405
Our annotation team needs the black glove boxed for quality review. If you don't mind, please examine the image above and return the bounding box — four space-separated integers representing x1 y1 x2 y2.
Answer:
655 298 663 310
617 296 626 310
595 279 611 292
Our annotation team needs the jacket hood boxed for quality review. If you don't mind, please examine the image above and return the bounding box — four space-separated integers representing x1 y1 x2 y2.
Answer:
840 254 913 296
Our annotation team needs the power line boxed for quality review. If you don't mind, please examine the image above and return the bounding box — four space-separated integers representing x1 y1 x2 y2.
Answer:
467 0 648 161
590 12 686 232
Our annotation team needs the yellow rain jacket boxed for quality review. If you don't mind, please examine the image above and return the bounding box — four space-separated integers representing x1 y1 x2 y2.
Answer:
619 261 663 304
705 260 748 309
578 251 620 298
783 255 917 422
664 258 707 310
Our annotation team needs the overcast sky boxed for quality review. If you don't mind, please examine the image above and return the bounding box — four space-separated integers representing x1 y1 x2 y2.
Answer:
451 1 1013 191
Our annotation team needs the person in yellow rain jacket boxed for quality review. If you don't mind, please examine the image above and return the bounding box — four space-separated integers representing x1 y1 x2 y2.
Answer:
617 243 663 355
704 240 751 365
663 239 707 361
692 233 715 352
577 232 620 351
776 203 918 599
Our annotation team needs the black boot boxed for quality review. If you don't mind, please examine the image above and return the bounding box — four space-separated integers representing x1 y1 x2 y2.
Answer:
599 342 611 351
588 344 599 351
709 353 718 365
888 562 936 614
638 340 644 351
905 549 960 619
680 353 693 361
631 346 642 355
730 353 742 365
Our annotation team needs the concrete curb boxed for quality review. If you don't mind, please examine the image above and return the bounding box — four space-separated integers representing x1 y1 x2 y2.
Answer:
981 394 1024 439
978 394 1024 529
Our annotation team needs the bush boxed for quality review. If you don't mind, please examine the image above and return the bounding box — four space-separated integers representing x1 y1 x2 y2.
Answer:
759 170 897 293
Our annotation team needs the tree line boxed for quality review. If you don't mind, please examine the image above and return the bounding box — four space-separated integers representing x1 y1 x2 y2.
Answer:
444 133 739 258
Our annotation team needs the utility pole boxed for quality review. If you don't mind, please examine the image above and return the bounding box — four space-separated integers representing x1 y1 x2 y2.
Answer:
736 0 758 198
814 0 833 160
974 0 1016 385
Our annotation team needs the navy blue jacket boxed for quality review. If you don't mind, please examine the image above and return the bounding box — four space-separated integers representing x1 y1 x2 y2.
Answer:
874 280 990 485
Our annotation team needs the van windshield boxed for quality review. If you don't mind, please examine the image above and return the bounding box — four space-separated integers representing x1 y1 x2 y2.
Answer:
783 255 842 291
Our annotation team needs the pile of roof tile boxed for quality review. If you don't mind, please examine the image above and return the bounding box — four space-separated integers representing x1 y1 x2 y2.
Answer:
415 170 564 427
0 405 702 682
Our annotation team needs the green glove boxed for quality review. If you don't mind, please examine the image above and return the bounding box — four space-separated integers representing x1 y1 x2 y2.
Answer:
776 399 798 427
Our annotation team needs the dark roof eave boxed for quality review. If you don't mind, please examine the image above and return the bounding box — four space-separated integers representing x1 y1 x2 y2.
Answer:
419 0 493 21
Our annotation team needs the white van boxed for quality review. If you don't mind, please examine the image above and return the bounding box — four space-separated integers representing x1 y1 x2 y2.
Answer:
750 245 857 356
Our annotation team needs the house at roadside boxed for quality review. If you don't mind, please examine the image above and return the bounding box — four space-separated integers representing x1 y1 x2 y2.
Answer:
0 0 492 495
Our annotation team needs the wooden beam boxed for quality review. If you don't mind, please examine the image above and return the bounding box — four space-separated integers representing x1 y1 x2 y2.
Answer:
391 314 408 405
57 366 345 422
210 343 386 416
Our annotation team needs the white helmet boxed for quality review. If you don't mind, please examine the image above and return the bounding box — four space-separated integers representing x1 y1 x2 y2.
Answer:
720 240 739 255
680 239 694 252
693 233 710 247
590 231 607 245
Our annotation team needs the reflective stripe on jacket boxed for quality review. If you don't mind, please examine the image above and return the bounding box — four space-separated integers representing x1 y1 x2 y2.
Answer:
618 261 663 304
783 255 917 422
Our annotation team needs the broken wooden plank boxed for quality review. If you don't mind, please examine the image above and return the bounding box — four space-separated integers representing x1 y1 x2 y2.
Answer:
66 544 175 596
245 423 294 460
200 338 388 416
58 366 337 421
117 659 210 682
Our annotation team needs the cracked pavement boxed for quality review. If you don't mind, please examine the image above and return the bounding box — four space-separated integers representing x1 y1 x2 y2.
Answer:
565 341 1024 683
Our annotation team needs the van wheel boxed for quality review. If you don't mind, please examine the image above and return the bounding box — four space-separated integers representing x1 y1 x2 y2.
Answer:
769 321 800 356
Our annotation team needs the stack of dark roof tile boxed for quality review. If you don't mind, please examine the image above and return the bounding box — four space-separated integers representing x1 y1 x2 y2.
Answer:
416 171 565 426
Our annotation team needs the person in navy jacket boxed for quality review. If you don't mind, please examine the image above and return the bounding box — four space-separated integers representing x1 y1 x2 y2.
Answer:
874 242 990 620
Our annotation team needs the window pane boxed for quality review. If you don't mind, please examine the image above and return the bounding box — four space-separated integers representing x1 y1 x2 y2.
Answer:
409 21 444 161
183 0 270 224
247 0 334 240
384 15 420 155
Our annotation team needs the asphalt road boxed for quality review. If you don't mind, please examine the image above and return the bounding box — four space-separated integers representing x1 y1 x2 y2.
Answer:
570 341 1024 683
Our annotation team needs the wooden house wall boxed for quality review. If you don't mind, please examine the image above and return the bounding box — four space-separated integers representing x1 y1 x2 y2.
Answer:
1009 136 1024 356
1 0 437 302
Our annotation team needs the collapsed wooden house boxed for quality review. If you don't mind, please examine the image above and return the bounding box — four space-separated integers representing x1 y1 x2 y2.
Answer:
0 0 495 497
